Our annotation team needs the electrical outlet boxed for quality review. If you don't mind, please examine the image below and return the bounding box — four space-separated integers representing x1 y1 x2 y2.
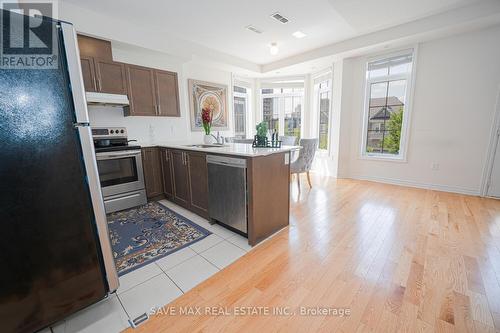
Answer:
431 163 440 171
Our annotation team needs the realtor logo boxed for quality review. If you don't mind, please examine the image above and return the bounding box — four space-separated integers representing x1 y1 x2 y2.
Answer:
1 1 58 69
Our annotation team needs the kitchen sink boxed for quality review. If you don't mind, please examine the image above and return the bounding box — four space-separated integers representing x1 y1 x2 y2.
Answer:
185 144 226 148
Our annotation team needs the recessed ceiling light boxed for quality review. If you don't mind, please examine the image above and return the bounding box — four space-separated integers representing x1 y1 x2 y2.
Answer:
269 42 279 55
292 31 306 39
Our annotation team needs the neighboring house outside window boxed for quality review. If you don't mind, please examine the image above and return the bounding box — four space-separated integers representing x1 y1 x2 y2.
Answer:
363 50 415 159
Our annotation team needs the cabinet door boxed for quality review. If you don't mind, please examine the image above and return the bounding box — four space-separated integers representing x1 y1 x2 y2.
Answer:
142 148 164 199
186 151 209 218
95 60 127 94
170 150 190 208
160 148 174 200
80 56 97 92
125 65 156 116
77 34 112 61
154 70 180 117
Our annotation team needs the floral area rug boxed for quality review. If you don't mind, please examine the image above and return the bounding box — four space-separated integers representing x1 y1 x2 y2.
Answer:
107 202 211 276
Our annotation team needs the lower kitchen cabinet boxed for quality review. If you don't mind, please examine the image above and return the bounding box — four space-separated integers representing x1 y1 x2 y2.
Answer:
142 147 164 199
143 147 209 218
186 151 209 219
160 148 174 200
170 149 191 208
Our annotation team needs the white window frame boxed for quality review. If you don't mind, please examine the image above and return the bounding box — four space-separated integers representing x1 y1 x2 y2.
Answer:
260 88 304 137
233 87 249 138
360 47 418 162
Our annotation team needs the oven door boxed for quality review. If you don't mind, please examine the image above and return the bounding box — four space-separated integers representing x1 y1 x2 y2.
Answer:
95 150 145 197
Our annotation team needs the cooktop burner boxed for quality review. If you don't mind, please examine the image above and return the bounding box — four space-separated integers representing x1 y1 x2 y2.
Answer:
92 127 140 153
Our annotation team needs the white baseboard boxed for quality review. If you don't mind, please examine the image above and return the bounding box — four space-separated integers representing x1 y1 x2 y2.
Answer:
341 174 480 196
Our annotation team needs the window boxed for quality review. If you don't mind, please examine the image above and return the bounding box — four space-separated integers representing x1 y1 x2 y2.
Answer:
314 79 331 150
363 50 414 158
261 87 303 139
233 86 248 138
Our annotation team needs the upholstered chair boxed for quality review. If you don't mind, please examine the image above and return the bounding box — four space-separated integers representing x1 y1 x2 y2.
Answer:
290 138 318 190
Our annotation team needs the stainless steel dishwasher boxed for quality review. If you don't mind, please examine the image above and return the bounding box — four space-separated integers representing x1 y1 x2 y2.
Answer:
206 155 247 235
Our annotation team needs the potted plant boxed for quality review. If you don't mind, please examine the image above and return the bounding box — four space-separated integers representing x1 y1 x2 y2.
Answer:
255 121 268 147
202 107 213 144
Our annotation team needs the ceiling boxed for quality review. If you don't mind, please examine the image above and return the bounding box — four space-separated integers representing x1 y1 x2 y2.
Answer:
62 0 485 65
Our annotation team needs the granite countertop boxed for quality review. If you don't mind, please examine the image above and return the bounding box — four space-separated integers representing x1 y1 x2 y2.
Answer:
139 141 301 157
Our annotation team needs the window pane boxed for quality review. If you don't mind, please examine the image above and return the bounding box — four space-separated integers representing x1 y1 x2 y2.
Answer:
368 107 386 132
381 107 403 154
387 80 406 106
366 80 405 156
284 96 302 139
318 91 330 150
233 96 246 138
366 130 383 153
369 82 388 107
389 54 413 75
262 97 279 134
234 86 246 93
368 59 389 79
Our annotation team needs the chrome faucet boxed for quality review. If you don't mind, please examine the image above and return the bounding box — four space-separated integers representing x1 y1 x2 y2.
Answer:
210 131 224 145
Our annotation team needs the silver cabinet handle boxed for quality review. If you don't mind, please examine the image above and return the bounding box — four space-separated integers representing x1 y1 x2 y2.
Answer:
93 76 97 91
97 78 101 91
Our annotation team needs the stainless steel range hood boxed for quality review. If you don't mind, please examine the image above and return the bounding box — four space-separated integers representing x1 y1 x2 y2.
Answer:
86 92 129 106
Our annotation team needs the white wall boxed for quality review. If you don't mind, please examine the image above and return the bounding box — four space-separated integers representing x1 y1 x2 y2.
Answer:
337 25 500 195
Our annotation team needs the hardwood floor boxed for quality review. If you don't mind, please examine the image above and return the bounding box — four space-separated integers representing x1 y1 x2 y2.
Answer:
126 175 500 333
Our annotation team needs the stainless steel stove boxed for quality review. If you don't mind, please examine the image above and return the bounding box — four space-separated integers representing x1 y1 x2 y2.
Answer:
92 127 147 213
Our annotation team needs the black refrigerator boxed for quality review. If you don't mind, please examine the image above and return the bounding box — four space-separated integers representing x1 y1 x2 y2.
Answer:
0 11 119 333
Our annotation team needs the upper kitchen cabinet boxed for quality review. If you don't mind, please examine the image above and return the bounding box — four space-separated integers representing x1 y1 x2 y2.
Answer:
94 60 127 95
154 70 180 117
77 34 112 60
125 65 180 117
124 65 156 116
80 56 97 92
77 35 127 95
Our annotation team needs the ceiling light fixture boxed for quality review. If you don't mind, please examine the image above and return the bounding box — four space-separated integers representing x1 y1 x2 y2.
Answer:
269 42 279 55
292 31 306 39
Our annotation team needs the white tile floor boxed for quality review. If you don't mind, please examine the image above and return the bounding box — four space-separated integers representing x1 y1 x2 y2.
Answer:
48 200 253 333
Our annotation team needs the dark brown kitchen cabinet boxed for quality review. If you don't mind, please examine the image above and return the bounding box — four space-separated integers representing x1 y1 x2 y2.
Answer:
79 57 127 95
95 59 127 94
78 34 112 60
80 56 97 92
186 151 209 218
170 150 191 208
142 147 164 199
160 148 174 200
154 70 180 117
78 34 127 95
125 65 180 117
124 65 156 116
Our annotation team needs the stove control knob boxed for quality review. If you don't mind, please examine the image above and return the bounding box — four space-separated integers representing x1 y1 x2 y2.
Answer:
120 129 125 134
110 130 114 134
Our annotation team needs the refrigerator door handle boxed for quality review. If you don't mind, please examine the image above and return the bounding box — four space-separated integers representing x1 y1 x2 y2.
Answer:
60 22 90 124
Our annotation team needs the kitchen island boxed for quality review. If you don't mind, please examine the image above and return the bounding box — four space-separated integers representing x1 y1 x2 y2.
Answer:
140 143 299 246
